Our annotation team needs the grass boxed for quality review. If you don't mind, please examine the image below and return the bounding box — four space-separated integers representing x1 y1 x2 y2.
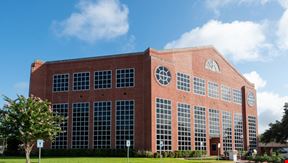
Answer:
0 157 233 163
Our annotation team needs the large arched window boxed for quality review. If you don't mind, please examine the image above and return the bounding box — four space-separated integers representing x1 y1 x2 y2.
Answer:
205 59 220 72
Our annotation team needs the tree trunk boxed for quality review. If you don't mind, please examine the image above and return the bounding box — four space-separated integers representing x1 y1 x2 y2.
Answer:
24 142 33 163
25 150 30 163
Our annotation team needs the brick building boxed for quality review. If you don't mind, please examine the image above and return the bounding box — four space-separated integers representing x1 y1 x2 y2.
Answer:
29 46 258 155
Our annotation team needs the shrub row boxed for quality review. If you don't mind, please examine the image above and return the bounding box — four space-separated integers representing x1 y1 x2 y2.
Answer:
247 154 283 163
39 149 132 157
29 149 207 158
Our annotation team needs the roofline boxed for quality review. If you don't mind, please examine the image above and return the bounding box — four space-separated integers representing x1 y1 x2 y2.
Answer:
35 46 255 87
209 47 255 87
150 46 255 87
45 51 146 64
149 45 215 53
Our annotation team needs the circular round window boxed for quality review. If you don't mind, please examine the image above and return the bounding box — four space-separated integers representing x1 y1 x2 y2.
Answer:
247 92 255 106
155 66 171 86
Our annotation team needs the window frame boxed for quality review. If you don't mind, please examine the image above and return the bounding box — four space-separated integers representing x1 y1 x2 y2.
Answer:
208 81 219 99
52 73 69 93
115 100 135 149
94 70 112 90
193 76 206 96
155 66 172 86
116 68 135 88
72 72 90 91
176 72 191 92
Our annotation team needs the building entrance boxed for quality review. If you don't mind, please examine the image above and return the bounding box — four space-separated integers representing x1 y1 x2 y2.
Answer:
210 137 220 156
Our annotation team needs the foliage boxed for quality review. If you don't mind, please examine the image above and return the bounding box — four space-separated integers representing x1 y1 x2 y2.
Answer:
248 154 283 163
134 150 154 158
0 157 234 163
154 150 207 158
3 137 22 156
0 95 64 163
261 104 288 143
41 149 129 157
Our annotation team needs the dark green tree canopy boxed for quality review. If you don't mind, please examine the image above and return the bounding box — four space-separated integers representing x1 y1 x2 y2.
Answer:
261 103 288 143
0 95 64 163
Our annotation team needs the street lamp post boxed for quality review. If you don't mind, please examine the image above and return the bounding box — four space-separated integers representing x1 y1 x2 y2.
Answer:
200 141 203 160
223 133 228 158
240 135 244 160
159 140 163 162
217 143 221 160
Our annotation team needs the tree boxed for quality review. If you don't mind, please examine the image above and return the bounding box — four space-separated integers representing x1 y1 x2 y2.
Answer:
261 103 288 143
0 95 64 163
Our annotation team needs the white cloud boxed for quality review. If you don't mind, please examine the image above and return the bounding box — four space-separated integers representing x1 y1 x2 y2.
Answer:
52 0 129 43
121 35 136 52
277 9 288 49
278 0 288 9
242 71 288 133
205 0 271 11
164 20 272 62
243 71 267 90
257 92 288 133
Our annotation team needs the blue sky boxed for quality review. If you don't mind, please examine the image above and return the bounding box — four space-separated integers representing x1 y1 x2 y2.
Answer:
0 0 288 133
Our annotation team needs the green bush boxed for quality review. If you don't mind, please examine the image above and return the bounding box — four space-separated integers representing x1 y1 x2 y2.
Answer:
250 154 283 163
192 150 206 157
167 151 175 158
40 149 132 157
270 155 283 163
134 150 153 158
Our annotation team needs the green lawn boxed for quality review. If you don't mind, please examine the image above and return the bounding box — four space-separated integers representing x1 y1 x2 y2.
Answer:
0 157 232 163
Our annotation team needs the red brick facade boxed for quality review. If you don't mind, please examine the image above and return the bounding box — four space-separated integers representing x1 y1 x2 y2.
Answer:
29 46 258 155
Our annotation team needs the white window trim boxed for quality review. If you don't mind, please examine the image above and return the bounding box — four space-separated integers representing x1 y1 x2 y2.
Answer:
72 72 90 91
93 101 112 149
94 70 113 90
177 102 192 150
232 89 242 105
208 81 219 99
51 103 69 149
176 72 191 92
193 76 206 96
114 99 135 148
221 84 232 102
115 68 135 88
52 73 70 93
155 97 173 151
154 66 172 87
71 102 90 149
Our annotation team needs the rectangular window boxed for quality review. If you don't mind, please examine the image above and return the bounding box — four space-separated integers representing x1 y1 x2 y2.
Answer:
222 111 232 152
234 113 244 151
116 100 134 149
177 72 190 92
94 70 112 89
94 101 112 149
194 106 206 150
72 103 89 149
156 98 172 151
209 109 220 137
193 77 206 95
208 82 219 99
53 74 69 92
178 103 191 150
221 85 231 102
233 89 242 104
248 116 257 149
52 103 68 149
116 68 134 88
73 72 90 91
